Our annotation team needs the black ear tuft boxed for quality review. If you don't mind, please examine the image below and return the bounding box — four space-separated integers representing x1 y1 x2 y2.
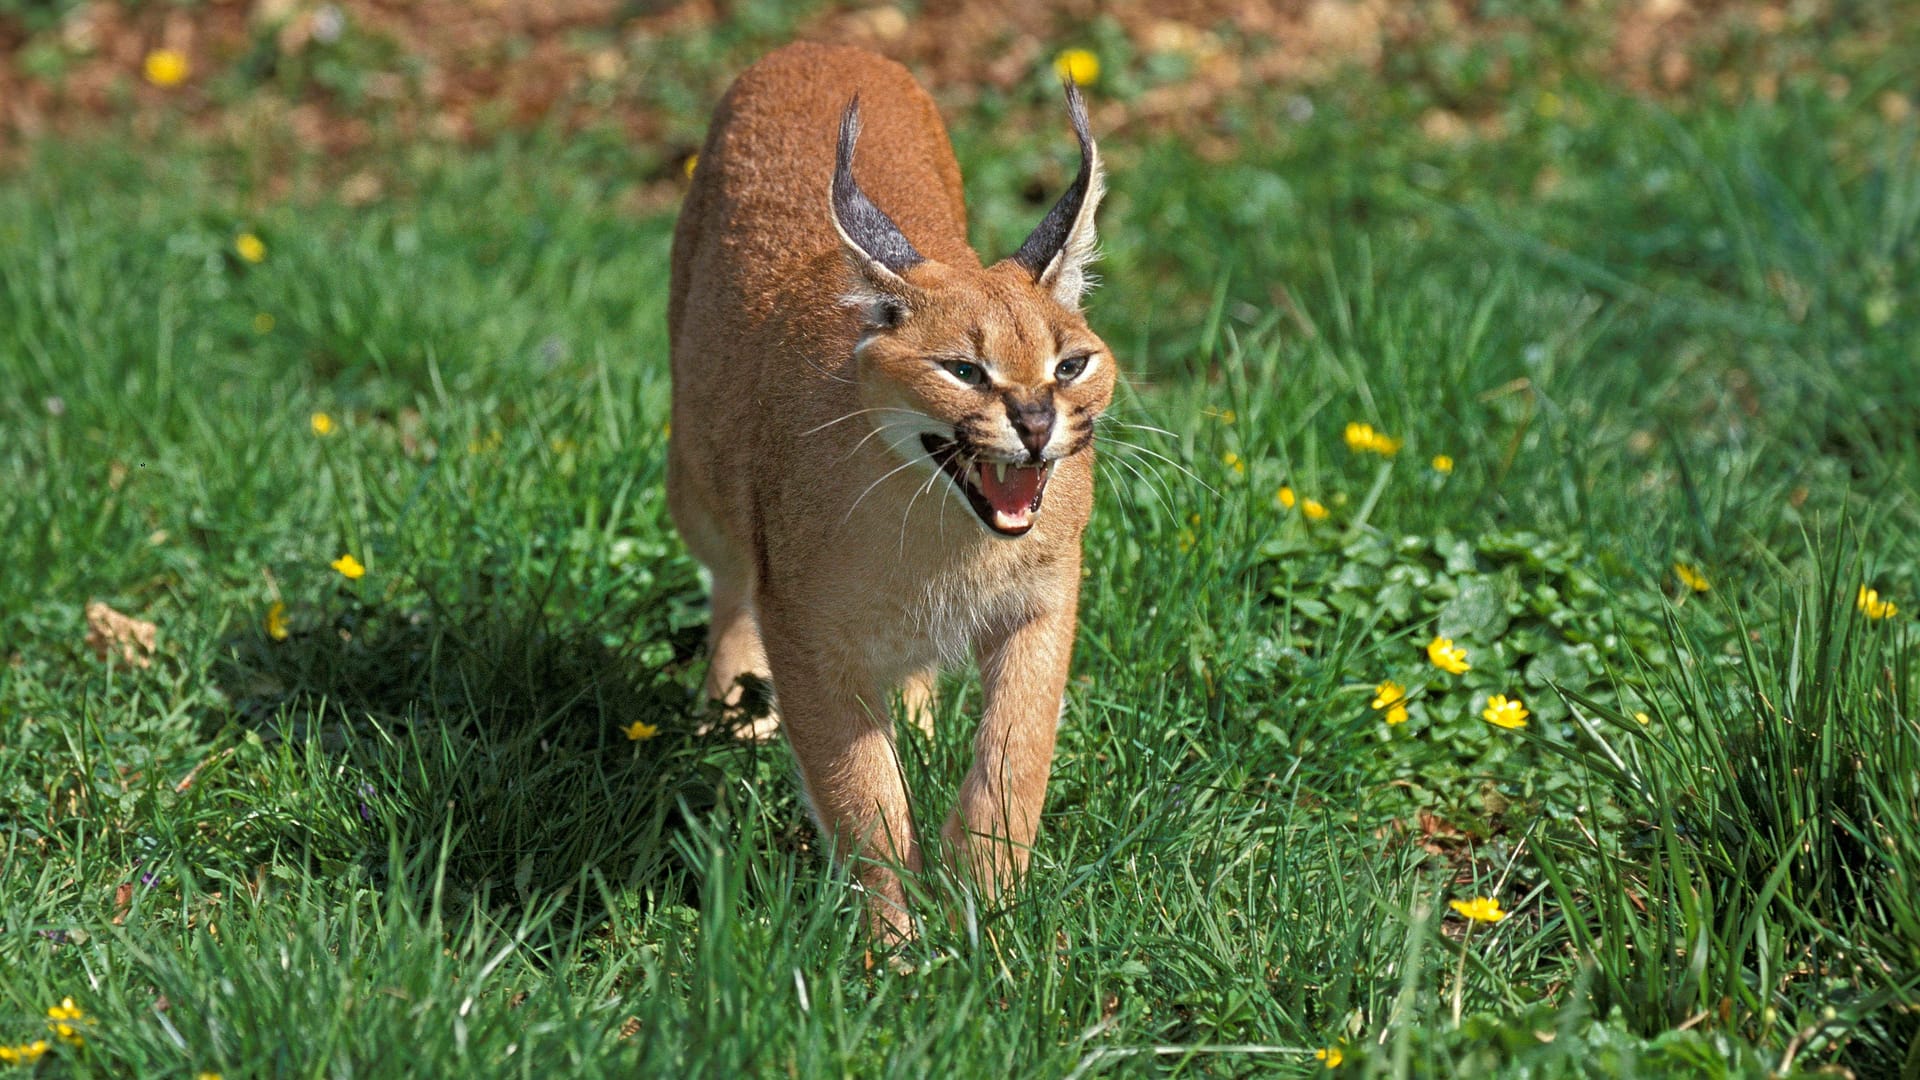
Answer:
1010 79 1100 282
832 97 925 276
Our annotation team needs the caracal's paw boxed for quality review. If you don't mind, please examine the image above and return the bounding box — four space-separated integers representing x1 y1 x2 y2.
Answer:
938 814 1032 901
694 672 782 742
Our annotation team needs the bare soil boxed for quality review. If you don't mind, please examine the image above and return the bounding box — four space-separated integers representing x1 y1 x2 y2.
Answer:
1 0 1853 164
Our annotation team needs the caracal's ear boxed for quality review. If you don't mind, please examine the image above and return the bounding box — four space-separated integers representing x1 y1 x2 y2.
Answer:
1009 80 1105 310
831 96 924 329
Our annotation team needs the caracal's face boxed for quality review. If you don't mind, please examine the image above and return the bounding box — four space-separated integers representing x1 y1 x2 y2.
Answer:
854 259 1115 539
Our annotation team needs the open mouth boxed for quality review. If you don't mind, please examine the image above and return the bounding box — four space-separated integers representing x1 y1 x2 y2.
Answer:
920 434 1055 537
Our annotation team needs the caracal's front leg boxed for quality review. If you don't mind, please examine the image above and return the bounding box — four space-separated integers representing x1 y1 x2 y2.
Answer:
762 620 921 941
941 576 1078 896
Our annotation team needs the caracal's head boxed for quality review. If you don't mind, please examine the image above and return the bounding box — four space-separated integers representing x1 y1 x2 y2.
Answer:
830 85 1114 539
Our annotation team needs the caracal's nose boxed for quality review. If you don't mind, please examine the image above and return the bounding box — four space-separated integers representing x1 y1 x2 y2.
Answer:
1006 398 1055 461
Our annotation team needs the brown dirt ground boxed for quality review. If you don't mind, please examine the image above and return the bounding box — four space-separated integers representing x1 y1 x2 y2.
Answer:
0 0 1879 187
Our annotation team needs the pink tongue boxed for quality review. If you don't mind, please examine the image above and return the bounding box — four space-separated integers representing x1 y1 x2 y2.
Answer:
977 463 1046 515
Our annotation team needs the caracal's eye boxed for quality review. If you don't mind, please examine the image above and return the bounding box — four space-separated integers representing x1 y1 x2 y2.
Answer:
941 359 987 387
1053 354 1092 382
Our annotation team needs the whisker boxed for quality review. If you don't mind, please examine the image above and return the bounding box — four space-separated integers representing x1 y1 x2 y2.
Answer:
1111 371 1163 401
936 461 951 541
1095 402 1187 424
1098 449 1179 526
1099 438 1217 496
1109 447 1182 518
840 419 933 464
801 356 856 385
946 448 987 541
899 454 948 557
1095 459 1158 530
843 454 931 524
1092 416 1180 440
802 406 928 438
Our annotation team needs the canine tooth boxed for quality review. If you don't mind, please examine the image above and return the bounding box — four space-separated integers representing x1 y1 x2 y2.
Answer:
995 462 1007 484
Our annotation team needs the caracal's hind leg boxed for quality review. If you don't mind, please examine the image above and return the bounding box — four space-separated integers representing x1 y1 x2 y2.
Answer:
668 457 779 740
704 572 780 740
900 668 938 739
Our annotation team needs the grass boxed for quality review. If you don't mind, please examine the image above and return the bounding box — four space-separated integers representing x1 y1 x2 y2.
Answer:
4 29 1920 1079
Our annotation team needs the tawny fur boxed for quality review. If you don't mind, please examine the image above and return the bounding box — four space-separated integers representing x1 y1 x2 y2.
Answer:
667 42 1112 939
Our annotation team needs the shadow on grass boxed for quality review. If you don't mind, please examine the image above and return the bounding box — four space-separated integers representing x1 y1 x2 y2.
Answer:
208 574 809 927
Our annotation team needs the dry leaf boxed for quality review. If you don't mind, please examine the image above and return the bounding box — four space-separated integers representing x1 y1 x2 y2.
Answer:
174 747 235 793
1417 809 1472 855
85 601 156 668
113 882 134 925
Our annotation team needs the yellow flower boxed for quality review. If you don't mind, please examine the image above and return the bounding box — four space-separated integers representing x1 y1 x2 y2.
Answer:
47 997 88 1045
254 312 276 334
0 1040 49 1064
623 720 660 741
1219 409 1236 424
1314 1046 1344 1068
1673 562 1710 593
683 154 699 179
197 1074 224 1080
1178 528 1196 553
266 602 289 642
310 411 335 436
330 554 366 580
1343 421 1402 456
1277 485 1331 519
1426 637 1471 675
1449 896 1507 923
1222 451 1245 476
1370 679 1406 710
1370 679 1409 725
1052 48 1100 85
1858 585 1899 620
1633 711 1651 726
1482 693 1529 729
235 232 267 263
143 48 190 87
1431 454 1454 474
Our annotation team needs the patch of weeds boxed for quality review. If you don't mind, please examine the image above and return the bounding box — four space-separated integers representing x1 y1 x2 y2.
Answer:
1247 524 1676 823
1535 553 1920 1072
